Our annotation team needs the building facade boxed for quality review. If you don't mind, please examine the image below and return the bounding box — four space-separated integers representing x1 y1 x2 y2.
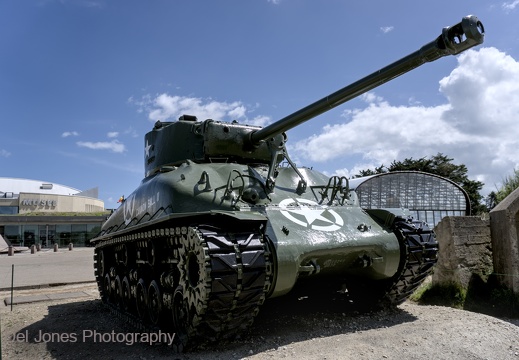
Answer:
349 171 470 227
0 178 106 247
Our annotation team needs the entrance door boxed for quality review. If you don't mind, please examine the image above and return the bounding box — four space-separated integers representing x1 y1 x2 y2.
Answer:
38 225 56 247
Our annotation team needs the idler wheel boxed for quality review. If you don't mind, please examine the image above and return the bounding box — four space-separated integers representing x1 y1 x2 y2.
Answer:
148 280 162 325
136 278 148 321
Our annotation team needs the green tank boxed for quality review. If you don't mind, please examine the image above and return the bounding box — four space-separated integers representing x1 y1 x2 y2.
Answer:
91 15 484 350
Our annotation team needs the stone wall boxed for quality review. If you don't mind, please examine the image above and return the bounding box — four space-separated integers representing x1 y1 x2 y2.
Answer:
432 216 493 289
489 186 519 293
431 187 519 295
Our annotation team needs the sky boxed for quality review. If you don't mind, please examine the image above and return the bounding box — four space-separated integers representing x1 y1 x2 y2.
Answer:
1 0 519 208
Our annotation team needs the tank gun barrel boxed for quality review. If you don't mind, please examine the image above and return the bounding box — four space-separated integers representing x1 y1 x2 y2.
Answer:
249 15 484 146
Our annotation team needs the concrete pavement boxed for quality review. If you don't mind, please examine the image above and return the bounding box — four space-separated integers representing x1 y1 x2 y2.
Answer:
0 247 96 291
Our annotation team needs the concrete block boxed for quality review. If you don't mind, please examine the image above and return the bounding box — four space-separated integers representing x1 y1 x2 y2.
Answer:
490 186 519 293
433 216 492 289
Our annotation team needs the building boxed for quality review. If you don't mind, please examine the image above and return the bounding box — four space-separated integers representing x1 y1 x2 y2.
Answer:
0 178 107 247
349 171 470 227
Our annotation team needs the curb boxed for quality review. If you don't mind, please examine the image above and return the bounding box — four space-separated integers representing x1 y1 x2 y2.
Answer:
4 291 93 306
0 280 96 292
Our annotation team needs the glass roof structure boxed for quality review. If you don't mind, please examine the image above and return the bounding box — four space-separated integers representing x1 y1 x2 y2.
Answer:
349 171 470 227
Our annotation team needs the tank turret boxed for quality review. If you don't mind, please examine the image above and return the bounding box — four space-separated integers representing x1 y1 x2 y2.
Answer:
92 16 484 352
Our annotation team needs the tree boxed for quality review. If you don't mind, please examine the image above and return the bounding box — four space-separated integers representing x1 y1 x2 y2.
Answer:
488 168 519 210
485 191 498 211
352 153 485 214
354 165 385 177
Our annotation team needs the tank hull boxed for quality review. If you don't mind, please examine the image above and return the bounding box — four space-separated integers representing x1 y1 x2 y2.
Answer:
96 163 403 293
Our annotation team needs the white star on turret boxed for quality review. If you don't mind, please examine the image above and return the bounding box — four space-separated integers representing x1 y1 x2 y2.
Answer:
145 140 152 158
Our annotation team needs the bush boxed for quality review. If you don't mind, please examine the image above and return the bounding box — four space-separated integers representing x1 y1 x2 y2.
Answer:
411 281 466 308
410 275 519 318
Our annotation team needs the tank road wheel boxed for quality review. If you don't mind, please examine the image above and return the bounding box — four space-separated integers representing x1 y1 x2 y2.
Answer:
114 275 123 306
96 249 106 278
172 286 189 352
147 240 157 266
102 273 112 303
136 278 148 321
148 280 162 326
116 244 128 267
121 276 132 312
174 227 211 341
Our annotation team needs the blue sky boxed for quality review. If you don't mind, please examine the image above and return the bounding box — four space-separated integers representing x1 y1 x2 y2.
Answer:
1 0 518 208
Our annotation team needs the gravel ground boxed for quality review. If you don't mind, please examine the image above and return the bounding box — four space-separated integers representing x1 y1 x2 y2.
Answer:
1 283 518 360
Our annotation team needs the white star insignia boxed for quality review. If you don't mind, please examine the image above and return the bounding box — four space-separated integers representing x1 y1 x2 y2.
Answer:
145 140 152 158
288 201 334 226
278 198 344 232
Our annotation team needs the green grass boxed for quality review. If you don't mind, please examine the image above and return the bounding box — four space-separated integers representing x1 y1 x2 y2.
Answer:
411 281 466 308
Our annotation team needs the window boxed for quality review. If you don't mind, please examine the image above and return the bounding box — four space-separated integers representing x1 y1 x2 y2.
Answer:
0 206 18 214
22 225 38 246
354 172 469 227
71 224 87 246
56 224 71 247
4 225 21 243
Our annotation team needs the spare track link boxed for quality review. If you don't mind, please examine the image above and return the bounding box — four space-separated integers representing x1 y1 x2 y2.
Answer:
385 218 439 304
93 224 272 351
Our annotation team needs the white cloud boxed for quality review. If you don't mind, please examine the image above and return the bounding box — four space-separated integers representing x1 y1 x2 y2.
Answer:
124 126 139 138
128 94 152 114
76 140 126 153
62 131 79 138
228 105 246 119
360 92 384 104
380 26 394 34
503 0 519 11
293 47 519 195
138 94 271 127
107 131 119 138
0 149 11 158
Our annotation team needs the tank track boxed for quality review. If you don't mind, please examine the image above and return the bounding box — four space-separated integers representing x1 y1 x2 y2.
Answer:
94 224 272 351
384 217 439 304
